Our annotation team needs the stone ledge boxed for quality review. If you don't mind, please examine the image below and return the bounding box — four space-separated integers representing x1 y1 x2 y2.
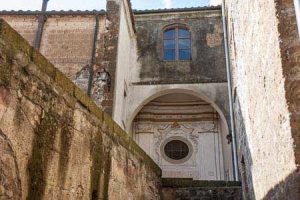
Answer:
0 18 162 176
131 80 227 86
162 178 241 188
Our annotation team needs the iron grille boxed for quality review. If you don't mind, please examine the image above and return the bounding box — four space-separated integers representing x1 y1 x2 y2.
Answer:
164 140 189 160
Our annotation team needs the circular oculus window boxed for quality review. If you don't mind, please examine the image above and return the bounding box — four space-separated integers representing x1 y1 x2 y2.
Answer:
161 137 193 164
164 140 189 160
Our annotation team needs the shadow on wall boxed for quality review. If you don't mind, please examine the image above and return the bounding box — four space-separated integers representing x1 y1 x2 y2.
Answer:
263 170 300 200
234 97 300 199
234 97 255 199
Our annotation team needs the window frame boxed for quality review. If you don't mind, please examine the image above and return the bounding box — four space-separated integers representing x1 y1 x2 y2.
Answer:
162 24 191 61
160 136 193 164
164 140 190 160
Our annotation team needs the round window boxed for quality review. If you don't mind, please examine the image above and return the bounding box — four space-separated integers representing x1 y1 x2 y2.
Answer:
164 140 189 160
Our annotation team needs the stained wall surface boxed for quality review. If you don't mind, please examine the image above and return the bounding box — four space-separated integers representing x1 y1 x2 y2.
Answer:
121 9 230 139
112 0 138 128
0 15 38 46
0 19 161 200
0 13 107 92
134 8 226 83
226 0 299 199
276 0 300 184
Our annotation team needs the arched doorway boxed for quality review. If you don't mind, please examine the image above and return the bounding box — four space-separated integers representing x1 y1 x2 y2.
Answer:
131 93 233 181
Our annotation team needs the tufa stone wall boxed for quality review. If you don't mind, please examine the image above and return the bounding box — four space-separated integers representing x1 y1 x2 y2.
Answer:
0 14 107 90
226 0 300 199
0 15 38 46
91 0 122 115
0 19 161 199
39 15 102 83
0 3 131 113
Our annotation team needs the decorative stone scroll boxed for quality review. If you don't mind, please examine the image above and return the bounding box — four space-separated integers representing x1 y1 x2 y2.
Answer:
134 121 154 134
154 122 198 165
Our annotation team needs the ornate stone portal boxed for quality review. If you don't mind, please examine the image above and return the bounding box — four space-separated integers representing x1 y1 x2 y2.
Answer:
132 93 234 181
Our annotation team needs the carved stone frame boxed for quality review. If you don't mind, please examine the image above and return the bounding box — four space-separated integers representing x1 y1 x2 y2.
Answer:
160 136 193 164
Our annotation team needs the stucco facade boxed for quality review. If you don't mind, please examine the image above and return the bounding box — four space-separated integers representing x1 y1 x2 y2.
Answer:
117 8 234 181
132 93 233 181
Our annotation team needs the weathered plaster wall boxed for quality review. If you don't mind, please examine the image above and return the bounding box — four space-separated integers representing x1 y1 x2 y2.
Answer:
0 19 161 199
112 0 139 129
132 93 233 181
125 83 230 133
134 9 226 83
226 0 299 199
122 11 231 164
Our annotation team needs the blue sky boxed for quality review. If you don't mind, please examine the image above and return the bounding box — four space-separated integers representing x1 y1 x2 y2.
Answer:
0 0 209 11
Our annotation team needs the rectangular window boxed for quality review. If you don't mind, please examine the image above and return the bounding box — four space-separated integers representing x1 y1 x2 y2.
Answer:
164 29 175 39
178 39 190 49
178 29 190 38
179 49 191 60
163 27 191 61
164 49 176 60
164 40 175 49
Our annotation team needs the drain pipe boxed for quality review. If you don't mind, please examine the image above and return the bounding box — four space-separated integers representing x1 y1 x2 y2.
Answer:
87 14 100 96
34 0 49 50
221 0 239 181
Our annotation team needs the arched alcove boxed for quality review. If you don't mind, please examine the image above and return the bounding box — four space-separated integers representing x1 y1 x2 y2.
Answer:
126 88 229 132
130 92 234 181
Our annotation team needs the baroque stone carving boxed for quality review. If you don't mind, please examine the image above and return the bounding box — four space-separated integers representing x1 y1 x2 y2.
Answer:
154 123 197 165
157 123 194 135
134 121 154 134
197 122 218 133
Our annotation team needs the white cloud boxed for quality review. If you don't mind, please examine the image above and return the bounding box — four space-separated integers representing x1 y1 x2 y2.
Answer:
163 0 172 8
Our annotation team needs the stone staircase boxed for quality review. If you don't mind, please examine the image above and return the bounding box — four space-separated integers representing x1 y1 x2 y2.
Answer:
161 178 242 200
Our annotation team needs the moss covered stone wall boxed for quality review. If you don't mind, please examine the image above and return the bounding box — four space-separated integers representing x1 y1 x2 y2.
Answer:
0 19 161 200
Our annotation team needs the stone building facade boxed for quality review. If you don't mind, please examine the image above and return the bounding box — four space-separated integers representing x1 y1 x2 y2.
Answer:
0 1 235 183
127 7 234 181
1 0 300 199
